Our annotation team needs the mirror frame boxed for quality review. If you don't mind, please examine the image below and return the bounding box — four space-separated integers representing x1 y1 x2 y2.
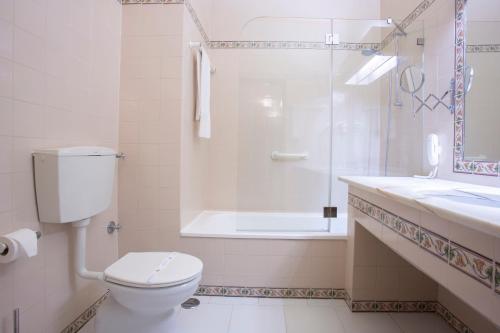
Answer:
453 0 500 176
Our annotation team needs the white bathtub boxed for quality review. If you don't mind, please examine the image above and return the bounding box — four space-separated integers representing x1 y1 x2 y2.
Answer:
181 211 348 240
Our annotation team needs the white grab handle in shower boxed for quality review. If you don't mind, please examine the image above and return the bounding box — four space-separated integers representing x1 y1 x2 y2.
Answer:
271 151 309 161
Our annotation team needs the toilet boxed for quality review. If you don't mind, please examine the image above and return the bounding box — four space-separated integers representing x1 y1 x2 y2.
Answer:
32 147 203 333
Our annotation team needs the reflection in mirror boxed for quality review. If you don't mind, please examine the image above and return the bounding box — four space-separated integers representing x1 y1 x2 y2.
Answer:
464 65 474 94
399 65 425 116
463 0 500 161
400 65 425 94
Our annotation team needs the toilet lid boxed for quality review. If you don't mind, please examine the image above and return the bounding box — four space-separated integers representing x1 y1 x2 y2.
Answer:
104 252 203 288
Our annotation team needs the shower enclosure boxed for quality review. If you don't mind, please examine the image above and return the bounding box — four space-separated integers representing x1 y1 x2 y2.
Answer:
183 16 424 238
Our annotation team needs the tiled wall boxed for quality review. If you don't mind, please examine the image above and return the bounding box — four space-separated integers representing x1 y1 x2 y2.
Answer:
346 207 438 302
118 3 348 289
438 287 500 333
0 0 122 332
118 4 184 250
208 0 380 41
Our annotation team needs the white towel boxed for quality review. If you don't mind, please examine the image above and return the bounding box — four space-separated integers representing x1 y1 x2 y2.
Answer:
195 46 212 139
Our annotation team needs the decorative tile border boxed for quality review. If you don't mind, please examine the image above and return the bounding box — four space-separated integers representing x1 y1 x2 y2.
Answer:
60 291 110 333
380 0 437 50
435 302 474 333
208 41 381 51
184 0 209 43
495 262 500 295
419 227 450 262
349 300 435 313
453 0 500 177
345 291 472 332
348 194 496 291
449 242 494 288
399 218 420 244
121 0 208 44
467 44 500 53
195 286 345 299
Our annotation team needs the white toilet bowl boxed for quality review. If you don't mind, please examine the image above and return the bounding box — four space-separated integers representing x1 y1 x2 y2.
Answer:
106 275 201 316
95 251 203 333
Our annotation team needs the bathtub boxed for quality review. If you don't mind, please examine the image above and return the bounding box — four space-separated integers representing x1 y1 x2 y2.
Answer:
181 211 347 240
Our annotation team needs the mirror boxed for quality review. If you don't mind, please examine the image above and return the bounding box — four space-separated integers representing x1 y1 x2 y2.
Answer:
400 65 425 94
462 0 500 162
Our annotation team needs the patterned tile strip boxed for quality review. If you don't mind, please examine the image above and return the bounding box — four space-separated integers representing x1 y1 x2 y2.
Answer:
60 291 110 333
349 300 435 313
195 286 345 299
495 262 500 295
435 302 474 333
121 0 208 44
208 40 381 51
380 0 437 50
348 194 495 290
467 44 500 53
184 0 209 43
419 227 450 262
449 243 494 288
453 0 500 177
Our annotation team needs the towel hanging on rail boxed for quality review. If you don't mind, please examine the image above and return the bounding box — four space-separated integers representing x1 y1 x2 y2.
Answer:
195 46 212 139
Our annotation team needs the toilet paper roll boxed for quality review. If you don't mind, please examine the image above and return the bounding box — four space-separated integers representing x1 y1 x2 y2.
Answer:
0 229 38 264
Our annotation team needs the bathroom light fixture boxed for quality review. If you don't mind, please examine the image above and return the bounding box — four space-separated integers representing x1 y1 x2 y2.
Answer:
346 55 398 86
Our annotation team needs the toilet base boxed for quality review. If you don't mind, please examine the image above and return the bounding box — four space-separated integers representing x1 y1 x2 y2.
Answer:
95 296 178 333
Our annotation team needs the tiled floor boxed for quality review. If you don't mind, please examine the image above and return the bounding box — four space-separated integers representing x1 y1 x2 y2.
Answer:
83 296 457 333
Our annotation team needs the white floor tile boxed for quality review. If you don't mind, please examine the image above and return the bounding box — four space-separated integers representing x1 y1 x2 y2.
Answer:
173 303 233 333
150 297 458 333
228 305 286 333
195 296 211 304
285 304 345 333
306 299 347 308
390 313 456 333
210 296 259 305
258 298 307 306
336 306 402 333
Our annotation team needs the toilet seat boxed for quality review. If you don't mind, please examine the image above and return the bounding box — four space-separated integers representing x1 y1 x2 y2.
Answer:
104 252 203 288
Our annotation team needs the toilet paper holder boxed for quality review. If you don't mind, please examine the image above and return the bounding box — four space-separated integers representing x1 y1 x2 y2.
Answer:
0 231 41 256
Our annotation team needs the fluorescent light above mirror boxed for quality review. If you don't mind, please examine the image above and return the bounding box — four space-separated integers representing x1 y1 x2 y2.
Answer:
346 55 398 86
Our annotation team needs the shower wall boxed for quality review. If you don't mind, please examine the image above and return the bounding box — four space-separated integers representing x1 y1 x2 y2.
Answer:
378 0 425 177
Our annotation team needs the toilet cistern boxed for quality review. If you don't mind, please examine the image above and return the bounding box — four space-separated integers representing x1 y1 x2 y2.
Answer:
33 147 117 281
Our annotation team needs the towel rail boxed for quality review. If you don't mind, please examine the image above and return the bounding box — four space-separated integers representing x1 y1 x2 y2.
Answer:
189 41 216 74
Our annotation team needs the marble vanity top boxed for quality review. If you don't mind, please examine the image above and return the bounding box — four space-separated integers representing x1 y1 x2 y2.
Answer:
339 176 500 237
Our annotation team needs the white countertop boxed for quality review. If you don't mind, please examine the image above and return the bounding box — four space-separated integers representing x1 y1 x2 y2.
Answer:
339 176 500 237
